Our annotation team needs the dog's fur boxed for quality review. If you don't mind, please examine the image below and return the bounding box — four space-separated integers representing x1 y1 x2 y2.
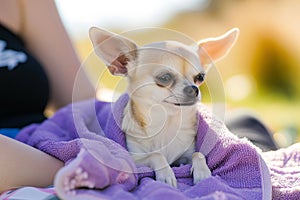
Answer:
89 27 239 187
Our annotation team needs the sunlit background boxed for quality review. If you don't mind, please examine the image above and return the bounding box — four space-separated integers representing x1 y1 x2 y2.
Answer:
55 0 300 147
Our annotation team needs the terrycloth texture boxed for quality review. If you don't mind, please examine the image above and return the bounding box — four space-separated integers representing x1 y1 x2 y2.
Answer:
262 143 300 199
17 94 271 200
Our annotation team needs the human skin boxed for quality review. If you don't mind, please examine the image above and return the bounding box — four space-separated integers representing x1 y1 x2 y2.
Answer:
0 0 94 193
0 134 64 193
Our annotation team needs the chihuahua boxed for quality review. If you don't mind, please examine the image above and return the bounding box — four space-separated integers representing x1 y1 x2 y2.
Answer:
89 27 239 188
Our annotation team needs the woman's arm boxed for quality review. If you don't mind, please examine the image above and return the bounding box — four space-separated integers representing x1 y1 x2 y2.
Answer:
21 0 95 110
0 134 64 193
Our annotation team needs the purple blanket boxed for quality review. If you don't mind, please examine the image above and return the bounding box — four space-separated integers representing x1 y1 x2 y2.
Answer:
262 143 300 199
17 94 272 199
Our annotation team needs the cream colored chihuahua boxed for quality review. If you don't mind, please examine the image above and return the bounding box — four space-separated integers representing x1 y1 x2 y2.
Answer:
89 27 239 188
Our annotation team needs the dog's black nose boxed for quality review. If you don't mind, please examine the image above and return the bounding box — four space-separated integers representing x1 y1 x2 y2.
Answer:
183 85 199 97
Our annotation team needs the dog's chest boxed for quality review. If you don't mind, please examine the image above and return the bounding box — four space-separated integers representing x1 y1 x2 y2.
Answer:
122 104 198 164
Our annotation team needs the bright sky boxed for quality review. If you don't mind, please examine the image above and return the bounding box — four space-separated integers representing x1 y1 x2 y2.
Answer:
55 0 206 38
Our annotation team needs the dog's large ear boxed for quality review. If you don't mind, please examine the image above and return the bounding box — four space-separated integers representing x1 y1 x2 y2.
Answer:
89 27 138 75
198 28 239 66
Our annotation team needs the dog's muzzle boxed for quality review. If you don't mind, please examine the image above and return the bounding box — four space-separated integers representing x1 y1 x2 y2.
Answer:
163 85 200 106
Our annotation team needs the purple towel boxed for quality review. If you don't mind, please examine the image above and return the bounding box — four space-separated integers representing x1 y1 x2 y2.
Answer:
17 94 271 199
262 143 300 199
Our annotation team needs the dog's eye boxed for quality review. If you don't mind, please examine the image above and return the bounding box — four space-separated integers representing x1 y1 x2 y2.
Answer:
194 72 205 84
155 72 174 87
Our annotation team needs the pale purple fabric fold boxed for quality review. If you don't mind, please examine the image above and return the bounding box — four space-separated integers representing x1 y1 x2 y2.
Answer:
262 143 300 199
16 94 272 199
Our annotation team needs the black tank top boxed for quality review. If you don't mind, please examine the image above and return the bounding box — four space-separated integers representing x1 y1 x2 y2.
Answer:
0 24 50 128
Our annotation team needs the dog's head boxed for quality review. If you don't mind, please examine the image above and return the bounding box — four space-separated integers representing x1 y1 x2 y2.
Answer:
89 27 238 107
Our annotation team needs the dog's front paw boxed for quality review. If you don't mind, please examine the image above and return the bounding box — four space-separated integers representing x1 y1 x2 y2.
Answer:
191 152 211 185
155 166 177 188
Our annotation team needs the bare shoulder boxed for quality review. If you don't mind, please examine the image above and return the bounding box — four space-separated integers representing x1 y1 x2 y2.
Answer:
22 0 61 31
0 0 22 35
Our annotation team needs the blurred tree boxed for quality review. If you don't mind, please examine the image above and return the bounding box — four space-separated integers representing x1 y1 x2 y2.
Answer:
202 0 246 15
251 35 298 99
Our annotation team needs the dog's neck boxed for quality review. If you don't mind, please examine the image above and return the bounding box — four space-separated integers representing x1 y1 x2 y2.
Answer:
122 94 198 138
